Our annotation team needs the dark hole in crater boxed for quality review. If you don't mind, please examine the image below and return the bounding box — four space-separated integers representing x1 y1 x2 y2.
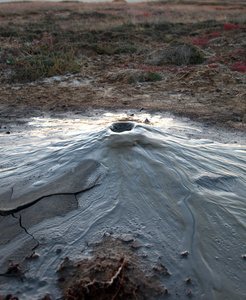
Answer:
110 122 134 133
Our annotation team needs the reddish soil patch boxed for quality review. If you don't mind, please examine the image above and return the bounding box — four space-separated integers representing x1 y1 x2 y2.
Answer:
57 239 163 300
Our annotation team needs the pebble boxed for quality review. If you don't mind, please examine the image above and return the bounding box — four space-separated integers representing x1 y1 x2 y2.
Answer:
119 234 134 242
131 240 143 249
56 247 62 254
181 251 189 257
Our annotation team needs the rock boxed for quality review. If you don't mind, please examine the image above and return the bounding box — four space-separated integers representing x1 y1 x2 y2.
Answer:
181 251 189 257
119 234 134 243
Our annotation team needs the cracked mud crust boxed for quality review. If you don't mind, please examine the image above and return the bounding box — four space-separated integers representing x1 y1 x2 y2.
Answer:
0 0 245 132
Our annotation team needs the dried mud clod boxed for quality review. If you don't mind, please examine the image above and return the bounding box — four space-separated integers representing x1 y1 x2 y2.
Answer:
181 251 189 258
41 295 51 300
0 295 19 300
57 238 162 300
152 263 170 276
0 294 19 300
5 263 24 281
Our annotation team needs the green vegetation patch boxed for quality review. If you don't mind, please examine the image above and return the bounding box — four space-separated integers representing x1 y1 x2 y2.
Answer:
113 45 137 54
70 11 107 19
9 48 80 82
153 21 175 32
128 71 162 84
147 43 205 66
91 44 111 55
90 43 137 55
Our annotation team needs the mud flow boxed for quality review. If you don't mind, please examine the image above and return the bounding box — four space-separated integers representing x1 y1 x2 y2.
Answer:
0 112 245 299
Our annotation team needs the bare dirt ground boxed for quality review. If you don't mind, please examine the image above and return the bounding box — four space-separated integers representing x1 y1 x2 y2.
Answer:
0 0 245 132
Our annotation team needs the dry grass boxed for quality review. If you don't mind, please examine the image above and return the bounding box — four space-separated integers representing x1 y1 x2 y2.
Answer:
0 0 245 83
0 1 245 25
0 0 245 132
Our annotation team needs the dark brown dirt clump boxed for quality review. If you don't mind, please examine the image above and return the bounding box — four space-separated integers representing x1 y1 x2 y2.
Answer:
57 239 162 300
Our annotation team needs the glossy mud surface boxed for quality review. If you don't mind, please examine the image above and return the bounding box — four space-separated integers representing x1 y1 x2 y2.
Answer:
0 111 245 299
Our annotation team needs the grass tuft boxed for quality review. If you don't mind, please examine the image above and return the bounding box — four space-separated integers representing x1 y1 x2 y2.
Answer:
91 44 137 55
10 47 80 82
128 71 162 84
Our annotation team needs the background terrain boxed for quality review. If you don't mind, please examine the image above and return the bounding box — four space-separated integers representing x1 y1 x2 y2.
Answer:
0 0 245 131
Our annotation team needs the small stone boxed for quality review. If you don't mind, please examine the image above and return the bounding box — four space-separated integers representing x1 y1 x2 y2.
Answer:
181 251 189 257
119 234 134 243
30 252 39 259
56 247 62 254
6 294 18 300
131 240 143 249
160 263 170 275
42 294 52 300
103 232 111 237
58 276 65 282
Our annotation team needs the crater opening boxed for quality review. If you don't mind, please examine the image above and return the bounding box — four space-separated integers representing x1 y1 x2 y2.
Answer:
110 122 134 133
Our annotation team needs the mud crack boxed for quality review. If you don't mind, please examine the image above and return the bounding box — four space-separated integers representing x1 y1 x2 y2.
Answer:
12 213 39 250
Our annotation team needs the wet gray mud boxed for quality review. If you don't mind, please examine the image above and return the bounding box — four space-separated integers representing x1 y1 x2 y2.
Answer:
0 111 245 299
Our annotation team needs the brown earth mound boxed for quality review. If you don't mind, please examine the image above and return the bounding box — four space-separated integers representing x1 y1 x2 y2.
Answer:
57 239 163 300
